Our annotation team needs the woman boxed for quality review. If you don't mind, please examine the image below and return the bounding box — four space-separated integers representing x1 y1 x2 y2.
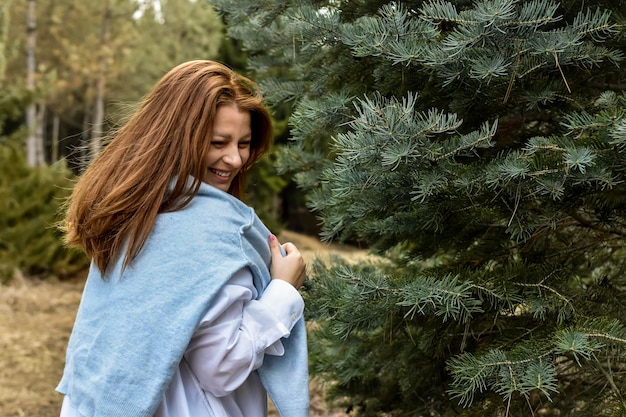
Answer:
56 60 309 417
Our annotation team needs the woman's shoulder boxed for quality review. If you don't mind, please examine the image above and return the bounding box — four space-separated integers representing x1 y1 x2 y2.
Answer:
193 182 254 218
152 182 260 243
127 182 270 282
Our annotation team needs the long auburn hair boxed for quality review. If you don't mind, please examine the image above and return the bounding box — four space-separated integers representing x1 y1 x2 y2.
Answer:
63 60 273 273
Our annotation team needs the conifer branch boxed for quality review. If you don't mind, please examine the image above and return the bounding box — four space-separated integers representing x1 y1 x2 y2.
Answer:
515 282 575 313
568 211 626 238
585 333 626 345
594 359 626 411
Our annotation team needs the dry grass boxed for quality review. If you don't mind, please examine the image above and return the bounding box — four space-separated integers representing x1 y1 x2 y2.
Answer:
0 231 367 417
0 273 83 417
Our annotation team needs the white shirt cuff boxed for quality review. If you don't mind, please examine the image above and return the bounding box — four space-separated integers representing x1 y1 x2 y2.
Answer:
258 279 304 335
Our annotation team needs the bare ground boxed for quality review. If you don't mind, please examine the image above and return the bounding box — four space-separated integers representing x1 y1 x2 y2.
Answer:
0 231 364 417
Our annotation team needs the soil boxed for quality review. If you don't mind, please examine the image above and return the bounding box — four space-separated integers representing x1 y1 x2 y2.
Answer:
0 231 364 417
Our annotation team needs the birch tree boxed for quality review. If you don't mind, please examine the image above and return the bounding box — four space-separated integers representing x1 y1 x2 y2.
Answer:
0 0 9 81
89 0 111 160
25 0 44 166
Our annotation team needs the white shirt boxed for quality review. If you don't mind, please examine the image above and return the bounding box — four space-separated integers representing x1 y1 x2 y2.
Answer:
60 268 305 417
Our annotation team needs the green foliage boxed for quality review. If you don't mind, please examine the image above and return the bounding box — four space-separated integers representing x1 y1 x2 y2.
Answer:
0 139 88 282
3 0 226 166
245 153 287 232
113 0 224 103
0 0 10 81
212 0 626 416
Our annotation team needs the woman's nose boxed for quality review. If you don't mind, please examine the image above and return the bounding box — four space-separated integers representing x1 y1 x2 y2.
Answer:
223 146 243 167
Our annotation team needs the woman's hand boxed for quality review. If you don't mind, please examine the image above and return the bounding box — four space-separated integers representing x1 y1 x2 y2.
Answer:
268 234 306 289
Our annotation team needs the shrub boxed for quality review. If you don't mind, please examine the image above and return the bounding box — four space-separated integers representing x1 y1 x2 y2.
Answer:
0 141 88 282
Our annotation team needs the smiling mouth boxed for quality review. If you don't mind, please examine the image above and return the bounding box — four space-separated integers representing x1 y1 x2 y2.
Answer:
210 168 231 178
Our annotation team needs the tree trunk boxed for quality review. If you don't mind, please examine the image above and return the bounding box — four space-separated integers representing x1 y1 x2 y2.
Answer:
90 0 111 162
36 99 46 163
80 84 92 172
52 113 59 162
26 0 41 166
0 0 11 82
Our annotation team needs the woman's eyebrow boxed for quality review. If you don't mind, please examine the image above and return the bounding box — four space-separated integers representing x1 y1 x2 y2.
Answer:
213 132 253 139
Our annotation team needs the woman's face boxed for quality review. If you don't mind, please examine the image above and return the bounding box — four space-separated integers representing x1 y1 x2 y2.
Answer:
202 103 252 192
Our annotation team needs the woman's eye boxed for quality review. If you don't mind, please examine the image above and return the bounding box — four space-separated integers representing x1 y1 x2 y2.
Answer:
239 141 251 149
211 141 226 148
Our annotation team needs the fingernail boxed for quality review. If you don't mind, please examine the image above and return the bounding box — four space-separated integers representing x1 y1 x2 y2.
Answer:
269 234 276 241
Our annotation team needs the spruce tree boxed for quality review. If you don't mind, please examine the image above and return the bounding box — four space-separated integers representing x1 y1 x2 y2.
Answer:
210 1 626 415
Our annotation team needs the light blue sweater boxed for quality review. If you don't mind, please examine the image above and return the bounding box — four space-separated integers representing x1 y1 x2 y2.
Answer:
57 181 309 417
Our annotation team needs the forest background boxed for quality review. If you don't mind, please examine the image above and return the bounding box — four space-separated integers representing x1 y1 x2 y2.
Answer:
2 1 626 417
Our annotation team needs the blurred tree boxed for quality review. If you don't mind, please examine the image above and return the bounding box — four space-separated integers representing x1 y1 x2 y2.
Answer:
3 0 223 166
0 0 10 83
0 2 87 282
89 0 112 160
0 142 88 282
25 0 44 166
114 0 223 102
211 0 626 416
